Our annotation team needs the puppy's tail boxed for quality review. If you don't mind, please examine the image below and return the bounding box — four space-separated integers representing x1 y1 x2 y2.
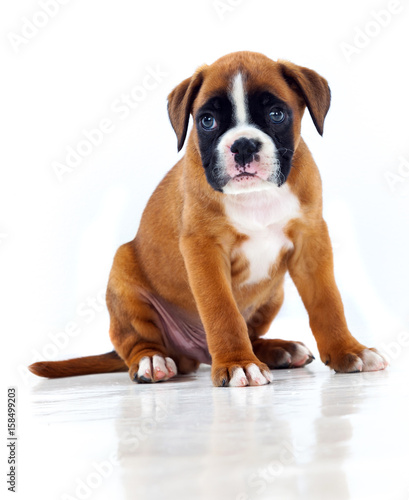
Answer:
28 351 127 379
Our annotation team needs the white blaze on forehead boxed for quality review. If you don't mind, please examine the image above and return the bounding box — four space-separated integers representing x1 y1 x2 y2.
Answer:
230 73 248 125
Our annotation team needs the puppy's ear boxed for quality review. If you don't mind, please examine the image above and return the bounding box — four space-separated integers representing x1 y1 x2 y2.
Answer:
167 67 206 151
279 61 331 136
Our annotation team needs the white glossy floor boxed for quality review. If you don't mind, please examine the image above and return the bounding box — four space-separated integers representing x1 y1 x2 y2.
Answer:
22 361 409 500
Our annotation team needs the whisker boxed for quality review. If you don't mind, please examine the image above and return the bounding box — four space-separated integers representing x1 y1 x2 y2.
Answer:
276 147 295 155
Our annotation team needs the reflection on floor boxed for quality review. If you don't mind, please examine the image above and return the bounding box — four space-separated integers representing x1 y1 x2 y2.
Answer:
24 362 409 500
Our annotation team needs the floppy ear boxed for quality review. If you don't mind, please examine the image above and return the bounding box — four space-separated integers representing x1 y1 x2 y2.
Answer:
167 68 206 151
279 61 331 136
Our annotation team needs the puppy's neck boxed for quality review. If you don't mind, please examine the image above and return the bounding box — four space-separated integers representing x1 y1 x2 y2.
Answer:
223 183 300 231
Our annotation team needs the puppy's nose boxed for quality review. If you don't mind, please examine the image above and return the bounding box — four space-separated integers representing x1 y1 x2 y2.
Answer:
230 138 260 167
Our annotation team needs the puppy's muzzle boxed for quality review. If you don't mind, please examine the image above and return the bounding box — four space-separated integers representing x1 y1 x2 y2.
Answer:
230 137 261 168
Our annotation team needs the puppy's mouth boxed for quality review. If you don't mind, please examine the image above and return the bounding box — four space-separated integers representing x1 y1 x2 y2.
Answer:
234 172 256 179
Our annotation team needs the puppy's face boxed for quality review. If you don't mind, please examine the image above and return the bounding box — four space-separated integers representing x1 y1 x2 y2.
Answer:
168 52 331 194
195 72 295 193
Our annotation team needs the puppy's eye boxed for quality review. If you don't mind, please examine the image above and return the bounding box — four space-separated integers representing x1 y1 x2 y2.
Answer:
269 108 285 124
200 114 217 130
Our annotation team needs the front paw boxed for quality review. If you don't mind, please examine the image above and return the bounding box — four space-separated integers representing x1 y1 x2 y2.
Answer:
324 347 388 373
212 359 273 387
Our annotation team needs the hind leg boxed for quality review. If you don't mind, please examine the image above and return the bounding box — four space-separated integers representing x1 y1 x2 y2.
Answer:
108 300 179 384
247 289 315 369
107 242 199 383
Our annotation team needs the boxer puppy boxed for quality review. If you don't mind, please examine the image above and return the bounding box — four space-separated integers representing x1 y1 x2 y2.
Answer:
29 51 388 387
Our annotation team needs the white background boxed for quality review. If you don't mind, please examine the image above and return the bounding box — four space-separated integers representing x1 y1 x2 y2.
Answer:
1 0 409 388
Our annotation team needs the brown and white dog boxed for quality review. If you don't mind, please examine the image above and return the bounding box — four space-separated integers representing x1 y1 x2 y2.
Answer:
29 51 388 387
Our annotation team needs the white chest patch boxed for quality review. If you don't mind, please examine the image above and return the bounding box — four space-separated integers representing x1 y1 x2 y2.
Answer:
224 184 300 285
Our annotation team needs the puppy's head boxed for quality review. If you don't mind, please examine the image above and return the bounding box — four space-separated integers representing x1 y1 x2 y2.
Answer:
168 51 330 194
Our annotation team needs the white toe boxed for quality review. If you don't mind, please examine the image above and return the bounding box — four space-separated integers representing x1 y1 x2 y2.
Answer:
262 369 273 383
360 349 387 372
152 355 169 379
229 368 248 387
245 364 269 386
165 357 177 377
291 344 311 366
280 351 292 366
137 356 152 379
348 356 364 372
